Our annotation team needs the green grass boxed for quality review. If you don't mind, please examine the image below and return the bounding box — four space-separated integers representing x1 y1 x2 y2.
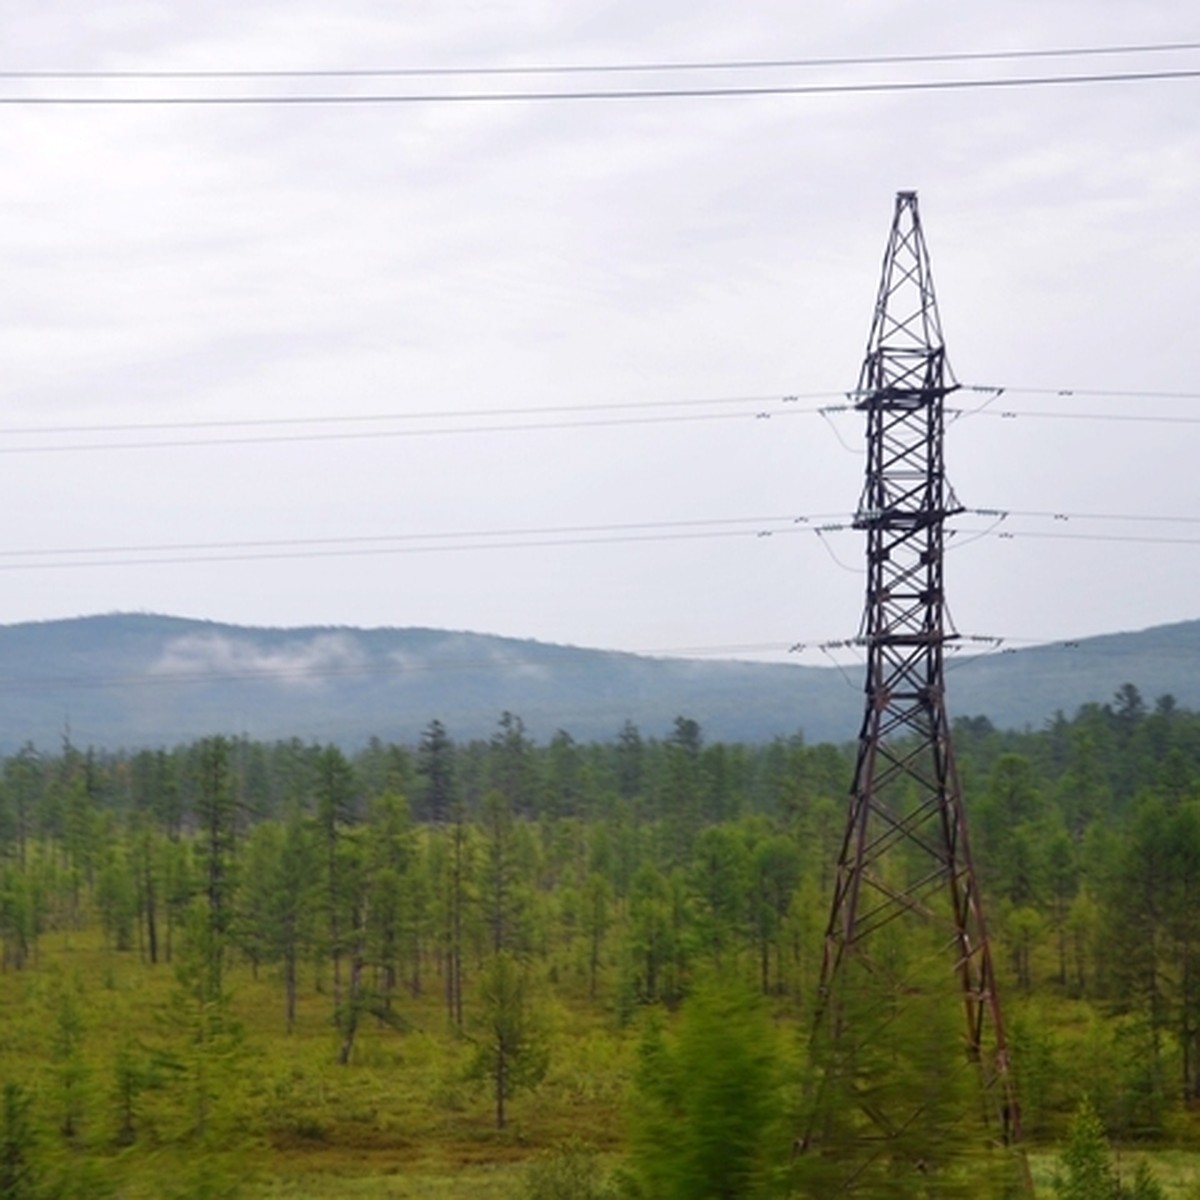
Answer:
247 1162 521 1198
1027 1147 1200 1197
7 925 1200 1198
0 926 633 1198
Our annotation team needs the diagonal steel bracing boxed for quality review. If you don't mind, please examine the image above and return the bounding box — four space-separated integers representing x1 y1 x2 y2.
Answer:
802 192 1032 1196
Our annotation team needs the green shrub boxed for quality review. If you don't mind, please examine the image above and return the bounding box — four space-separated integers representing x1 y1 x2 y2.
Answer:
518 1142 617 1200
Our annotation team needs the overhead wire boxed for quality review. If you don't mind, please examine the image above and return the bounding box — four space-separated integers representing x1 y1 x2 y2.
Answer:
968 527 1200 549
0 396 826 454
0 410 778 453
964 384 1200 401
0 391 808 437
0 387 1198 454
0 512 852 570
3 67 1200 105
0 505 1193 573
0 621 1159 698
967 506 1200 527
946 510 1008 552
957 408 1200 426
0 644 808 697
5 40 1200 81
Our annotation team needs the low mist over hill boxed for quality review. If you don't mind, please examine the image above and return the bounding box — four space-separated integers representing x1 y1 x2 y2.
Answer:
0 613 1196 751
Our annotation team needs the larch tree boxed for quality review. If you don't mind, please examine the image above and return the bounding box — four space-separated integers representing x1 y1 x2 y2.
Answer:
468 951 550 1129
190 736 238 996
314 744 358 1018
627 977 789 1200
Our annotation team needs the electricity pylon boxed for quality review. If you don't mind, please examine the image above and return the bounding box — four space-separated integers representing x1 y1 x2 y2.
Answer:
801 192 1030 1195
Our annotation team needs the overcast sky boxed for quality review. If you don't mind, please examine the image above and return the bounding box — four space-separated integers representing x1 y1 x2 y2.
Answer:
1 1 1198 668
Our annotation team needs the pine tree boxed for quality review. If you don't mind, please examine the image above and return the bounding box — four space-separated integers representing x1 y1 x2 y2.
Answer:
417 720 455 824
627 977 789 1200
1054 1099 1119 1200
50 975 87 1142
0 1081 39 1199
190 737 238 996
314 745 357 1019
160 902 244 1139
479 789 526 955
111 1035 146 1147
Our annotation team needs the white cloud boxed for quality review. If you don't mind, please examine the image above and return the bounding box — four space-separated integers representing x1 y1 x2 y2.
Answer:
150 631 367 688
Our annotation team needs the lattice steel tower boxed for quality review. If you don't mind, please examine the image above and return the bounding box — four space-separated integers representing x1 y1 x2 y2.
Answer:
802 192 1029 1195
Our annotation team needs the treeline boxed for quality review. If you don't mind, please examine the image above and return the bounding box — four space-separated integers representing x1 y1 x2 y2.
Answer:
0 687 1199 1152
0 713 850 1030
952 686 1200 1140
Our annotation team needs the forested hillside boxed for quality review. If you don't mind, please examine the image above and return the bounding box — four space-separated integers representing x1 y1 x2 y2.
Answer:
0 688 1198 1196
4 613 1200 750
0 613 859 750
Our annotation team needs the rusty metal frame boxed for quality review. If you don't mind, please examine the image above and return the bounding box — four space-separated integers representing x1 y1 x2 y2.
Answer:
806 192 1029 1193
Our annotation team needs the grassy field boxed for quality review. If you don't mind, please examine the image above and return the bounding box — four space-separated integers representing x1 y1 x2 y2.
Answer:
5 929 1200 1197
1027 1149 1200 1198
0 927 633 1197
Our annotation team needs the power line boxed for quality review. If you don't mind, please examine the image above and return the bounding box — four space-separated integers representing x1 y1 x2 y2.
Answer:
967 507 1200 527
965 385 1200 401
975 527 1200 549
0 512 845 561
0 623 1173 699
0 394 842 455
0 629 854 696
0 506 1195 573
3 66 1200 105
0 392 813 439
0 653 642 696
0 406 809 454
6 39 1199 81
0 515 854 572
957 408 1200 426
1 389 1199 455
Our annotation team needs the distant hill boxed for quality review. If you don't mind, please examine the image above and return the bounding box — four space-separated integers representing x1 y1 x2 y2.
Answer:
0 613 1195 751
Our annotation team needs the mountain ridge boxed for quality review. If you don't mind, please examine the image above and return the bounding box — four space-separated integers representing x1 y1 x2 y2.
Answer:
0 612 1195 751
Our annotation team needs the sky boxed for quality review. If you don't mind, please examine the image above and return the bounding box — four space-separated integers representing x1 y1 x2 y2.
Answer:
1 1 1198 668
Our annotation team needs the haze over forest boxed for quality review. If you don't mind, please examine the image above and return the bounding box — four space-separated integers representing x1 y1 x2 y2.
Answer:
1 612 1197 752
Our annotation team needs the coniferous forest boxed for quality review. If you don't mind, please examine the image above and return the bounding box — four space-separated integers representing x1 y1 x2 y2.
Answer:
1 687 1199 1196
